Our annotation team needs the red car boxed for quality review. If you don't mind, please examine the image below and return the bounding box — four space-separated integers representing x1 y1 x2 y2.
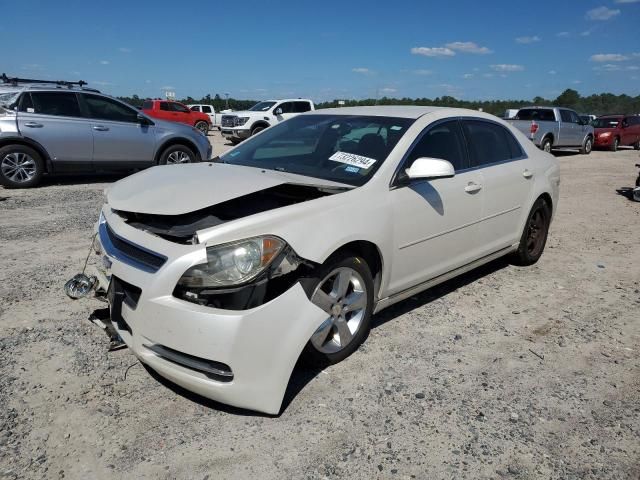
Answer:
142 100 211 135
593 115 640 151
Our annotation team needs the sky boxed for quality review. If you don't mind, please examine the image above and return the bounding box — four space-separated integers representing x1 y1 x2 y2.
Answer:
2 0 639 102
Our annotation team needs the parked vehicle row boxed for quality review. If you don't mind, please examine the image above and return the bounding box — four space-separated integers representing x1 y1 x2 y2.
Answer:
0 77 212 188
77 106 560 414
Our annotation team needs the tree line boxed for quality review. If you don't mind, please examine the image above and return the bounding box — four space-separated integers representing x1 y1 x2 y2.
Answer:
118 89 640 117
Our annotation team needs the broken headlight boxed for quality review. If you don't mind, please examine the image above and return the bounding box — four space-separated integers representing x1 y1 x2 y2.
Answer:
177 236 285 288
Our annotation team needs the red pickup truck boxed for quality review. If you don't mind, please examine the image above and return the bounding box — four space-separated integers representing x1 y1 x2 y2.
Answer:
142 100 211 135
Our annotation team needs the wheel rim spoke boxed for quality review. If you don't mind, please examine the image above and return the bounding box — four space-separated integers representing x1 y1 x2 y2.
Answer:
335 318 353 346
344 291 365 311
311 289 334 314
333 269 352 298
311 318 333 349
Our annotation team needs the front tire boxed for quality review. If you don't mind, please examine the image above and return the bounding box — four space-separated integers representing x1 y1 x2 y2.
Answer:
512 197 551 266
611 137 619 152
303 253 374 366
633 139 640 151
0 144 45 188
250 125 265 137
158 145 196 165
580 136 593 155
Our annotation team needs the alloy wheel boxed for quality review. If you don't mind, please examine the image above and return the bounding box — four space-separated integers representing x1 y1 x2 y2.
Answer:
1 152 37 183
166 151 191 164
310 267 368 354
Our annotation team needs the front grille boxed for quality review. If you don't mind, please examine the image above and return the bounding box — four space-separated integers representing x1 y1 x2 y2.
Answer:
99 221 167 273
143 343 234 382
221 115 236 127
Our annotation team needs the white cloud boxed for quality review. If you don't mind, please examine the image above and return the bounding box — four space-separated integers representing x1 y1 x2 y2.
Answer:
627 65 640 70
556 31 570 37
92 81 114 86
161 85 175 90
118 47 132 53
380 87 397 94
445 41 492 54
615 0 640 3
99 60 110 65
586 6 620 20
590 53 629 62
548 70 557 75
410 47 456 57
482 73 494 78
592 64 638 72
412 69 433 75
352 67 373 75
462 73 474 79
516 36 541 44
490 64 525 72
572 80 582 85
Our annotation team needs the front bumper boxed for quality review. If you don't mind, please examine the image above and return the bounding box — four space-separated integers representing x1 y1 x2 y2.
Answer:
594 135 613 147
93 208 327 414
220 128 250 141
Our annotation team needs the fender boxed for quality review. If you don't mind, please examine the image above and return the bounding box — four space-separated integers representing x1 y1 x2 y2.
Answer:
249 120 270 133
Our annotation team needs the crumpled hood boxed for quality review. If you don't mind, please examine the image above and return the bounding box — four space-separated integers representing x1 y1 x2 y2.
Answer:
107 163 348 215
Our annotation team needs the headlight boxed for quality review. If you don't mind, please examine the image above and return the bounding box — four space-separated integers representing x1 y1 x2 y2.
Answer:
234 117 249 126
177 236 285 288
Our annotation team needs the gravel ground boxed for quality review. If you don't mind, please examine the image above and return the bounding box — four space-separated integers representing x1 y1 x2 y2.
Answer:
0 133 639 480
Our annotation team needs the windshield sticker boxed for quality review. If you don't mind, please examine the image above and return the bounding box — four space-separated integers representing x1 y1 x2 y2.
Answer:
345 166 360 174
228 150 241 157
390 125 403 131
329 151 377 169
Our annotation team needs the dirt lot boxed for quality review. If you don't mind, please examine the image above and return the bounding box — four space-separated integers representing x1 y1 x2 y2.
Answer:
0 133 639 480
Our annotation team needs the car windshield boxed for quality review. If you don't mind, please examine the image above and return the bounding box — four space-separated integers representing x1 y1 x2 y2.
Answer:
249 101 276 112
220 114 414 187
593 118 620 128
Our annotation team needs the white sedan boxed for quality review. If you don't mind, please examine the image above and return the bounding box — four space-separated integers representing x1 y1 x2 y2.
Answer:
88 106 559 414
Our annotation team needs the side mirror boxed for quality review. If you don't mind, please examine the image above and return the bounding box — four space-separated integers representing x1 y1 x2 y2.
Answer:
274 107 283 116
406 157 455 180
137 113 151 125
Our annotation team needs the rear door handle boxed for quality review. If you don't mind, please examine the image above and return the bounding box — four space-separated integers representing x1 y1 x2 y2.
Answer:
523 169 533 179
93 125 109 131
464 182 482 193
24 122 43 128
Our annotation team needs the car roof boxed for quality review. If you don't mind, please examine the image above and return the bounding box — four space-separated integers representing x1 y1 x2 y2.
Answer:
264 99 313 103
598 114 623 118
306 105 450 119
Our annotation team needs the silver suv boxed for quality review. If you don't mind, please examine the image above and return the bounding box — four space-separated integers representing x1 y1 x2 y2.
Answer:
0 76 212 188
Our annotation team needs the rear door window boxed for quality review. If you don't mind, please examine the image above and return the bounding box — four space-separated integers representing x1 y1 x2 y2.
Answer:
142 100 154 110
169 102 190 113
462 120 520 167
190 105 201 112
559 110 573 123
294 101 312 113
277 102 295 114
30 92 82 117
201 105 212 113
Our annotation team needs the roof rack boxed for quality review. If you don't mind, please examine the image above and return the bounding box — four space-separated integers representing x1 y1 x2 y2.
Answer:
1 73 88 88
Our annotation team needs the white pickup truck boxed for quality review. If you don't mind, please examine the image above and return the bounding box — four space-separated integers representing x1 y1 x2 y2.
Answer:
220 99 315 144
187 104 232 130
507 106 594 154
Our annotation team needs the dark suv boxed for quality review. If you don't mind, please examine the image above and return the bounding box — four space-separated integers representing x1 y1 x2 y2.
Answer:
0 76 212 188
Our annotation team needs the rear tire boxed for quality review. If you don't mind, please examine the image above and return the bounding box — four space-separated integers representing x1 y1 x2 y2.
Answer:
0 144 45 188
540 137 552 154
194 121 209 136
512 197 551 266
580 136 593 155
633 140 640 151
302 253 374 366
158 145 196 165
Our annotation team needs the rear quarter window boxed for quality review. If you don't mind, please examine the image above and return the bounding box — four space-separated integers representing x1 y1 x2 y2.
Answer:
516 109 555 122
142 101 154 110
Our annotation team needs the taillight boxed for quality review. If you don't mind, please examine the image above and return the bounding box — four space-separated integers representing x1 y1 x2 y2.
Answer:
530 121 539 136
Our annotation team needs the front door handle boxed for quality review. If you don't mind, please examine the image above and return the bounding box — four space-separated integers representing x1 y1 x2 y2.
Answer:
24 122 43 128
93 125 109 131
464 182 482 193
523 169 533 179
